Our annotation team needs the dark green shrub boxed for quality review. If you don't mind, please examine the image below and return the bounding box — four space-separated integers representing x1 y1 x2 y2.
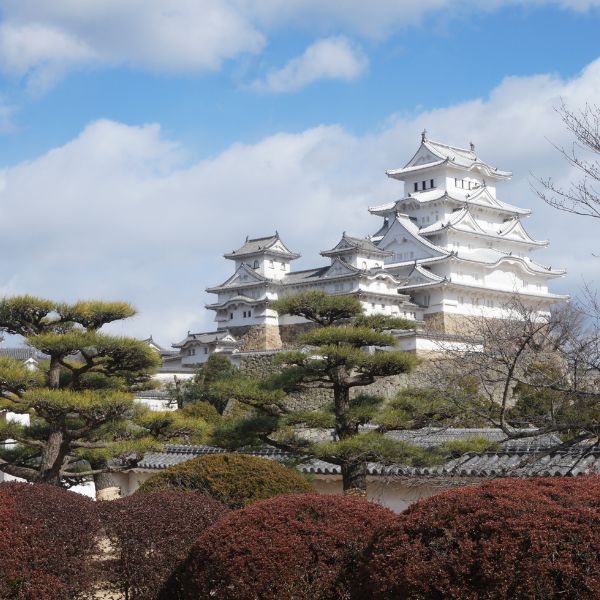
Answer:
137 453 313 508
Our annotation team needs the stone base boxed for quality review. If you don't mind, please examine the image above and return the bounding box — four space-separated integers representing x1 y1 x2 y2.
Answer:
96 486 121 501
423 312 473 335
229 325 283 352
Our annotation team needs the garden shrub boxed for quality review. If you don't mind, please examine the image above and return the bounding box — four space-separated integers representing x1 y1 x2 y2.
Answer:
179 493 398 600
0 482 99 599
0 493 63 600
99 490 229 600
355 476 600 600
137 453 313 508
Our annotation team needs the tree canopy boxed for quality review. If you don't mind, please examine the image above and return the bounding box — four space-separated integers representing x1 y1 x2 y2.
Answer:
0 295 209 495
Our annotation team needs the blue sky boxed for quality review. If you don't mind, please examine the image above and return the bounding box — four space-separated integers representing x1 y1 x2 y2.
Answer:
0 1 599 342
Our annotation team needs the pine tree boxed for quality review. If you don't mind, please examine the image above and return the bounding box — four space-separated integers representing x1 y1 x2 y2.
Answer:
0 296 208 496
212 292 423 493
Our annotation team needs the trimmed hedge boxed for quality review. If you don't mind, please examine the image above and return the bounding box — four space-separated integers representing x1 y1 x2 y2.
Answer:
179 493 398 600
355 476 600 600
99 491 229 600
0 493 63 599
137 453 313 508
0 482 99 600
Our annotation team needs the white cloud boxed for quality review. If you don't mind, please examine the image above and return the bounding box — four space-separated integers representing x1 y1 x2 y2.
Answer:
1 58 599 343
0 0 265 91
236 0 600 38
253 36 368 92
0 0 599 91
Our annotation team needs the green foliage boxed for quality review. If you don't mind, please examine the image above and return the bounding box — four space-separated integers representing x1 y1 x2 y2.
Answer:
0 295 165 488
314 431 425 464
56 300 136 330
354 314 415 331
0 295 57 336
180 401 222 424
299 325 397 348
207 291 428 491
271 291 362 326
174 353 239 413
137 453 314 508
375 386 491 429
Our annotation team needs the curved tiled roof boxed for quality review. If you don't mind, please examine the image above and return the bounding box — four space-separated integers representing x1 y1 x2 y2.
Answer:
134 428 592 479
0 347 47 361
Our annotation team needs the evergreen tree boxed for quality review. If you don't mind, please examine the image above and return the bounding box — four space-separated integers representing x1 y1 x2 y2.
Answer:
212 292 424 493
0 296 208 496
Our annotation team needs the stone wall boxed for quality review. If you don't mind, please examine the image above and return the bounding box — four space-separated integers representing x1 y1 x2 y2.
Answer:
238 352 430 411
228 324 283 352
423 312 472 335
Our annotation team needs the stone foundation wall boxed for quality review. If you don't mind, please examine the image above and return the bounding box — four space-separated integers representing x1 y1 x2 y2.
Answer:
239 353 430 411
228 325 283 352
279 323 316 348
423 312 472 335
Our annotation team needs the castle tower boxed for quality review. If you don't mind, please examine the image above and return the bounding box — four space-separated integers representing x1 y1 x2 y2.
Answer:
369 133 567 332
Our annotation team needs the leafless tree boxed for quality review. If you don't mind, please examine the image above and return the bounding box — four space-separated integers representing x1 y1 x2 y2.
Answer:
534 101 600 219
425 298 600 444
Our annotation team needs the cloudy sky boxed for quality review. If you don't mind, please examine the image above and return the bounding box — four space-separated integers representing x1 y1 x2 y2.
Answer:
0 1 599 345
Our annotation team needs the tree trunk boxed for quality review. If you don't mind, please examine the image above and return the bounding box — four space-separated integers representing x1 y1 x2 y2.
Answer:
333 380 368 494
36 430 65 485
91 459 121 501
341 460 367 495
48 355 61 389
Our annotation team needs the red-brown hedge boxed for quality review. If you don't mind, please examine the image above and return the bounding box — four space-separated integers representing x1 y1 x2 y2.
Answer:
99 490 229 600
0 492 64 600
179 493 399 600
355 476 600 600
0 482 99 600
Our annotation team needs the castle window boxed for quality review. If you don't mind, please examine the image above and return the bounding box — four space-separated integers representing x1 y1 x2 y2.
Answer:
204 347 208 354
269 260 274 268
248 310 251 317
230 313 233 319
430 179 434 189
253 260 259 269
414 182 418 192
422 181 426 190
243 311 246 318
280 262 285 270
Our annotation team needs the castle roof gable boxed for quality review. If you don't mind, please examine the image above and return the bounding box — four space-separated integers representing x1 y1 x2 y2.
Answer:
224 233 300 260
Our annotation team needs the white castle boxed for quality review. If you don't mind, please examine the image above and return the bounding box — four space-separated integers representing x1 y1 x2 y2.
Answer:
167 134 567 368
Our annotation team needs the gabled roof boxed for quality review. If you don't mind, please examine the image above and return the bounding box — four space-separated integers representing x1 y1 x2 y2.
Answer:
173 330 238 348
369 187 531 218
386 135 512 181
284 257 361 284
450 248 566 277
224 233 300 260
321 233 392 257
498 217 547 246
206 263 269 293
142 336 177 356
376 213 450 260
420 209 547 248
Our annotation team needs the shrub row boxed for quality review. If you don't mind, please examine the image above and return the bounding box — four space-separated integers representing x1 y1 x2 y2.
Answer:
178 476 600 600
3 468 600 600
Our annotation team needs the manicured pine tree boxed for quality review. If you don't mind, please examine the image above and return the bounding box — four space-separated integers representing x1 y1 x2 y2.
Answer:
212 291 421 493
0 296 209 497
